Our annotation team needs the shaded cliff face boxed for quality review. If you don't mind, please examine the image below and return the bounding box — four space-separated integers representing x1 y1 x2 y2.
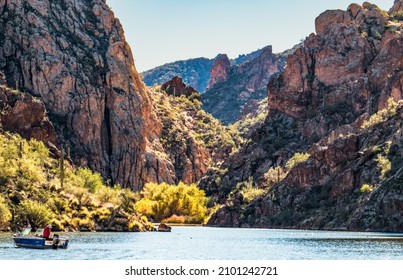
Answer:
202 46 288 125
0 0 175 190
203 2 403 231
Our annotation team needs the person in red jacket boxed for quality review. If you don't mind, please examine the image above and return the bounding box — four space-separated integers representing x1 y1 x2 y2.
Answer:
42 225 52 239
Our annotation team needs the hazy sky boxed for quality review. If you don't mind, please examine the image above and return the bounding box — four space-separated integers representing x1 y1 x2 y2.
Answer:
107 0 394 72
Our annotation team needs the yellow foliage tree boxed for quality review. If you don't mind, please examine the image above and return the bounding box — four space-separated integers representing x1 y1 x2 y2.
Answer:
135 182 208 223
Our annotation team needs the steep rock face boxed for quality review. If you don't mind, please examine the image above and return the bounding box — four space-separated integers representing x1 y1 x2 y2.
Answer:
209 106 403 232
208 54 231 89
202 46 288 124
0 72 57 147
203 3 403 231
0 0 175 190
390 0 403 13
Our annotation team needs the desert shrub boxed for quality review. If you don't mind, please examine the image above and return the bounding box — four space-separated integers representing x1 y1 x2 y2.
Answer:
117 187 137 212
16 200 54 229
240 185 266 204
95 185 117 204
263 166 288 187
235 178 265 204
64 184 92 209
135 182 207 223
76 167 103 193
362 98 398 129
0 135 49 187
286 153 310 169
0 196 12 228
376 155 391 179
360 184 374 193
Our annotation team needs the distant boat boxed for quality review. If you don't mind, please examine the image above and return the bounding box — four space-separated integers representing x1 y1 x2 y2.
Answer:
13 228 69 249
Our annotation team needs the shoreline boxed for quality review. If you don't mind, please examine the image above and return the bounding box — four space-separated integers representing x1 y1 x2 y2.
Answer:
2 226 403 235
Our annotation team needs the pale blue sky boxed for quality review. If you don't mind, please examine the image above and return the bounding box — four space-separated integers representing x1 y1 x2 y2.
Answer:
107 0 393 72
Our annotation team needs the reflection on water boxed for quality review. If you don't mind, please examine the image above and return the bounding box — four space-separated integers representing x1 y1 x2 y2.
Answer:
0 227 402 260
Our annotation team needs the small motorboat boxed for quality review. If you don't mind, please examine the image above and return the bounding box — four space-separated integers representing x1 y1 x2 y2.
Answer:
13 228 69 249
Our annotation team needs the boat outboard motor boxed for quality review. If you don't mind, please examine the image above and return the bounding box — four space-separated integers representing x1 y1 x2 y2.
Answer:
52 234 60 249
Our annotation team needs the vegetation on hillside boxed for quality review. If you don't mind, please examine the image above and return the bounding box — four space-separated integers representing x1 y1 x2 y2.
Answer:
152 86 243 165
0 132 153 232
229 152 311 204
231 98 268 138
135 182 208 224
361 98 399 129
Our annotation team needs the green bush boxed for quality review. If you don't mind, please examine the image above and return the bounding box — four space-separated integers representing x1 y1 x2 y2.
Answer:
76 167 104 193
362 98 398 129
16 200 54 229
240 185 266 204
0 196 12 228
263 166 288 187
376 155 391 179
286 153 310 169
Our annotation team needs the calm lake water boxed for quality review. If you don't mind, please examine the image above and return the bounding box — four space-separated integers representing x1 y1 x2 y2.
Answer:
0 227 402 260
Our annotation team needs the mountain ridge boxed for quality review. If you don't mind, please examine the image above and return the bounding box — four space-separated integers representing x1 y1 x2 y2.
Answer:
202 1 403 232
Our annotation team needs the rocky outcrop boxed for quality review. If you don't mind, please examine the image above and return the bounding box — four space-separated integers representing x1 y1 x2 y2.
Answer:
161 76 200 101
204 2 403 232
202 46 290 124
208 54 231 89
0 72 57 147
157 223 172 232
0 0 176 190
390 0 403 14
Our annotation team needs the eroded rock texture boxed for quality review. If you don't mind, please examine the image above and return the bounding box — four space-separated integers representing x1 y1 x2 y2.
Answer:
0 0 175 190
202 46 288 124
204 2 403 232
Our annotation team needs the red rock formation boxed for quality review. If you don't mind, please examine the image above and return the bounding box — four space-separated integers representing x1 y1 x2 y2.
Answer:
208 54 230 89
203 45 286 124
0 76 58 147
390 0 403 13
204 2 403 232
161 76 200 100
0 0 175 190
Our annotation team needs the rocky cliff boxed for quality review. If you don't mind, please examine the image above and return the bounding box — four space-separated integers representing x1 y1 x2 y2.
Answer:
203 2 403 232
202 46 289 124
0 0 175 190
207 54 231 89
0 71 58 148
142 47 266 94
